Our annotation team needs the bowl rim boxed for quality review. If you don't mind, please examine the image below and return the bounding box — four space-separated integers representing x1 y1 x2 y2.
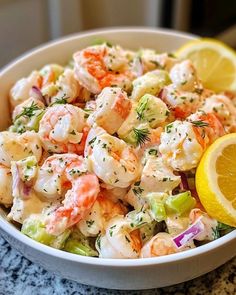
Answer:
0 26 197 75
0 27 235 267
1 215 235 267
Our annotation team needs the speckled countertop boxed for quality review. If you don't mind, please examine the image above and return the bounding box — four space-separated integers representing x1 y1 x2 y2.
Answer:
0 234 235 295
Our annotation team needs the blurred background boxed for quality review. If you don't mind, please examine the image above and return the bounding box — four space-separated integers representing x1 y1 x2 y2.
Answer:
0 0 236 67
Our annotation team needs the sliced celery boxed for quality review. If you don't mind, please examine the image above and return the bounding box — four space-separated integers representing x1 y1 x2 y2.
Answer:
11 109 45 133
64 229 98 257
21 215 71 249
50 230 71 249
21 217 54 245
165 191 196 215
147 192 168 221
91 38 112 47
150 200 167 221
64 239 98 257
136 93 169 128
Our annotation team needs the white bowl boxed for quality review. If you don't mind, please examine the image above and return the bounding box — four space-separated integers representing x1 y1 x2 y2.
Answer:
0 28 235 290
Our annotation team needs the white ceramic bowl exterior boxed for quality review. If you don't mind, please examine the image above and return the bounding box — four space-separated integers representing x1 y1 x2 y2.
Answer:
0 28 235 290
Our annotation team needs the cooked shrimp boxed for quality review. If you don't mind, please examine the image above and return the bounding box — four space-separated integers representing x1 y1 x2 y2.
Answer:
159 112 224 171
169 60 202 92
46 174 100 235
9 71 42 108
0 165 13 206
100 184 128 203
139 50 178 72
159 61 203 119
84 125 106 158
189 209 218 241
50 69 83 104
96 216 142 258
159 120 203 171
140 232 195 258
73 44 136 94
187 111 225 147
199 94 236 132
141 232 177 257
34 153 87 199
77 193 127 237
87 87 131 134
0 131 43 167
97 193 127 218
87 133 140 187
141 157 181 193
33 153 100 234
124 156 180 210
38 104 87 154
160 84 201 119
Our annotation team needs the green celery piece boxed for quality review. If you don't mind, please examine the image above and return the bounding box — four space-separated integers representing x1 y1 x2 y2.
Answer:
217 222 234 231
64 239 98 257
165 191 196 215
21 218 54 245
136 93 169 128
150 199 167 221
22 216 71 249
11 109 44 133
147 192 168 221
50 229 71 249
92 38 112 47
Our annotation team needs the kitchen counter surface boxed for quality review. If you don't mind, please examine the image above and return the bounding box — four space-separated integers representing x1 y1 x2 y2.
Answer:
0 234 235 295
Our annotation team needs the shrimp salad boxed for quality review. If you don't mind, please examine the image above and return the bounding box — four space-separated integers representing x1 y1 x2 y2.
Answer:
1 41 235 259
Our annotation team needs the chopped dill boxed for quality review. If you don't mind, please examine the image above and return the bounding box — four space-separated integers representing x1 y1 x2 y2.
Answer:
133 127 150 146
14 101 40 121
50 94 68 105
136 98 148 120
191 120 209 127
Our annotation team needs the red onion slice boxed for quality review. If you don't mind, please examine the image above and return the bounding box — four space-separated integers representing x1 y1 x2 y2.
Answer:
179 172 189 191
30 86 46 104
173 217 204 248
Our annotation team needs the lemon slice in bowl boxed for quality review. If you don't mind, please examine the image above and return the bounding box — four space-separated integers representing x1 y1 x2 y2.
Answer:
196 133 236 227
175 38 236 92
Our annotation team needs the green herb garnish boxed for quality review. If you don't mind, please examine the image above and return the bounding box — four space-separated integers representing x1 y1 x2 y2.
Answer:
165 123 173 133
50 94 68 105
132 186 144 196
136 98 148 120
148 149 158 156
14 101 40 121
133 127 150 146
191 120 209 127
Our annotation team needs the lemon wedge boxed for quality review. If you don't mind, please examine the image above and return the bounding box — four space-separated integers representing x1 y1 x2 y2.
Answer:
196 133 236 227
176 38 236 92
